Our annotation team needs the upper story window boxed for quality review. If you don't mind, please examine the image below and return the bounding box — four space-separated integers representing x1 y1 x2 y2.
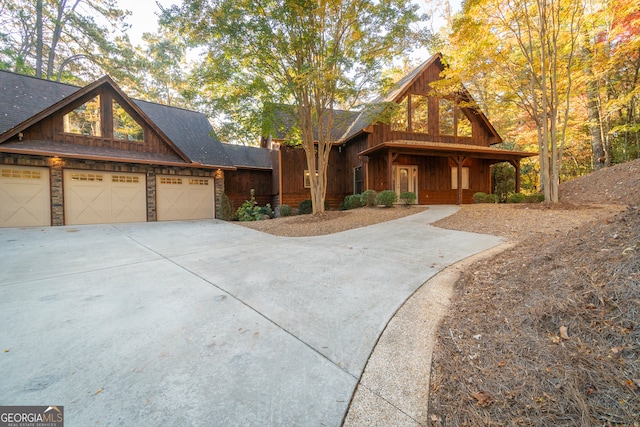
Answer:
391 95 429 134
113 101 144 141
63 96 101 136
390 97 408 131
439 99 454 135
458 110 473 137
410 94 429 133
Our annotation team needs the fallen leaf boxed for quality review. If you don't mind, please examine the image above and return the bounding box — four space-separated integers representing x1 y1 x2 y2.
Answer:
559 326 570 340
472 391 493 406
498 360 506 367
611 346 625 354
3 349 8 353
95 388 103 395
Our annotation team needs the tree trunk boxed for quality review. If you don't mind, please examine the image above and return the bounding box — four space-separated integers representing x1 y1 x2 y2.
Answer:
36 0 43 78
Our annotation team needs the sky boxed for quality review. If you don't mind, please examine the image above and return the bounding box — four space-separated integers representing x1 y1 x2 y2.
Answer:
117 0 463 47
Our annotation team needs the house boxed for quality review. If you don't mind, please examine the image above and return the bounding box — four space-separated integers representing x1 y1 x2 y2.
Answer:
0 71 236 227
264 53 537 208
0 53 536 228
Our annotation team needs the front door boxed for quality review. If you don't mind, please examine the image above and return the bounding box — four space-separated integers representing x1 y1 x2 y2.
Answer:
392 165 418 200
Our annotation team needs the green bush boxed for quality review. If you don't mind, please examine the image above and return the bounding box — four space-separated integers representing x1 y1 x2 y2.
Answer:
298 199 312 215
361 190 377 207
376 190 398 208
235 189 272 221
472 192 499 203
399 191 416 206
278 204 292 217
506 192 527 203
525 193 545 203
219 192 234 221
342 194 363 210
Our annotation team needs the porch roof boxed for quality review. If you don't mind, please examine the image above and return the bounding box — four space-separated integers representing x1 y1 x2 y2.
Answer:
358 140 537 162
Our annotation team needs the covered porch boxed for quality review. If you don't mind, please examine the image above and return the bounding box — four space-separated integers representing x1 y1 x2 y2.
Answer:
358 140 537 205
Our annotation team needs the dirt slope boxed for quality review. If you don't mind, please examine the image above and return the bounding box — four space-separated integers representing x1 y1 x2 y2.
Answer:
560 158 640 206
429 161 640 426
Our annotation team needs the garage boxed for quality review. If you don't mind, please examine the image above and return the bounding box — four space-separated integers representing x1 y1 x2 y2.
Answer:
157 175 215 221
0 165 51 227
64 170 146 225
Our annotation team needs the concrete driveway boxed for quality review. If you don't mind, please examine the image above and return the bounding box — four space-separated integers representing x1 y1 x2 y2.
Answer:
0 206 503 426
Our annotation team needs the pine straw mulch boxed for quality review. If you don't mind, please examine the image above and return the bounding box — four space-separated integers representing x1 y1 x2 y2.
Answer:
429 208 640 426
428 204 640 426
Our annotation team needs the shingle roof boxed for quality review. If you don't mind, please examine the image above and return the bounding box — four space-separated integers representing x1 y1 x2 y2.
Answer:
133 99 233 168
222 143 272 169
0 71 77 135
0 70 234 168
268 103 360 142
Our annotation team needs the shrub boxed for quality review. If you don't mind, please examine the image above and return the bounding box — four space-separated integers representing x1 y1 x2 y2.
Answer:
472 192 499 204
278 204 292 217
298 199 312 215
525 193 545 203
399 191 416 206
506 192 527 203
219 192 234 221
376 190 398 207
235 189 272 221
361 190 377 207
342 194 363 210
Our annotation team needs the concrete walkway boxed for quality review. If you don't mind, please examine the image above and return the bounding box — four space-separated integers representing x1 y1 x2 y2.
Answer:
0 206 503 426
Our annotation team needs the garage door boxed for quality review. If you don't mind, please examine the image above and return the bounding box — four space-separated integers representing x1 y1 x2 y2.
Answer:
0 165 51 227
157 175 214 221
64 170 146 225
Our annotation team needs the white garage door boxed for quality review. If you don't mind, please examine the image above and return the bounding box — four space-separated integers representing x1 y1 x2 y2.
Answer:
157 175 214 221
0 165 51 227
64 170 146 225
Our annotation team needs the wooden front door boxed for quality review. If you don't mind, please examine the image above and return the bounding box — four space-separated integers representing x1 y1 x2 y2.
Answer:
392 165 418 199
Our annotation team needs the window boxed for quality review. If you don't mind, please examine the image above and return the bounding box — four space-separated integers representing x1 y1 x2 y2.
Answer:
439 99 454 135
71 173 103 182
1 169 41 179
390 97 408 131
63 96 101 136
451 167 469 190
354 166 363 194
410 95 429 133
189 178 209 185
458 110 473 137
113 101 144 142
304 170 318 188
160 177 182 185
112 175 140 183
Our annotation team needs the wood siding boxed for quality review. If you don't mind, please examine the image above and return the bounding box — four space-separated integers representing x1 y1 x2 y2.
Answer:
225 169 273 209
279 145 351 210
22 87 179 157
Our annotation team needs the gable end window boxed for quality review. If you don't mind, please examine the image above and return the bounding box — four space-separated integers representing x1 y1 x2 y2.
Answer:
113 101 144 142
63 96 101 136
391 95 429 134
439 99 454 135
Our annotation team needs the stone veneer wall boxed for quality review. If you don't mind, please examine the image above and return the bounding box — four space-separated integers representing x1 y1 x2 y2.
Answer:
0 153 222 226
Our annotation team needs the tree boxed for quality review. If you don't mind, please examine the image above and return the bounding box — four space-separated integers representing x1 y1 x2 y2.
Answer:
444 0 583 203
0 0 135 84
163 0 424 214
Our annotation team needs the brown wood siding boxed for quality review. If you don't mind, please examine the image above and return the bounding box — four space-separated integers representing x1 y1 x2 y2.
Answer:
365 153 491 204
21 86 179 157
367 57 494 149
225 169 273 210
279 145 350 210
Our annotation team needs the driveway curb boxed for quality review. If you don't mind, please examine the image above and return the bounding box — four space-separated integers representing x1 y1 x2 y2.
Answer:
343 242 516 426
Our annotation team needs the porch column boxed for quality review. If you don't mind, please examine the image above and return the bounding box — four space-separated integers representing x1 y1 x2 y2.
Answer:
387 150 393 191
509 159 521 193
452 155 465 205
